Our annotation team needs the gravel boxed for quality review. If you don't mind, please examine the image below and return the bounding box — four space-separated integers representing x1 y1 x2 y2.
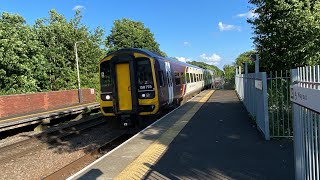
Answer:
0 131 39 149
0 121 116 180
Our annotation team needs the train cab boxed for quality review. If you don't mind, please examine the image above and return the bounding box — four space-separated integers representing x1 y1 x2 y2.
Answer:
99 48 214 127
100 49 160 122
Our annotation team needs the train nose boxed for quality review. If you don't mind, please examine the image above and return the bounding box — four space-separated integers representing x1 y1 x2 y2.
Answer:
109 51 156 116
110 53 139 115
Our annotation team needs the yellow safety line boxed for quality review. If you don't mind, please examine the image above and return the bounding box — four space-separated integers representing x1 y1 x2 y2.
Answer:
0 102 98 123
115 90 215 180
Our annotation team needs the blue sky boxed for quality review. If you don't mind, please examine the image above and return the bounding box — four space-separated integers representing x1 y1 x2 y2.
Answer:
0 0 255 70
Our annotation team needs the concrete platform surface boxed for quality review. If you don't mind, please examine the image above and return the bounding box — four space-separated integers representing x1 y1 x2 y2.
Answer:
69 90 294 180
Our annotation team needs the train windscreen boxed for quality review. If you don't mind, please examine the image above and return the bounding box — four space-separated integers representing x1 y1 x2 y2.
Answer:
136 58 154 87
136 57 155 99
100 61 112 92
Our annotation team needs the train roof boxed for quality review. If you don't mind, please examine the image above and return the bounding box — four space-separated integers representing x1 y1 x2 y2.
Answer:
105 48 160 59
103 48 214 72
165 57 201 69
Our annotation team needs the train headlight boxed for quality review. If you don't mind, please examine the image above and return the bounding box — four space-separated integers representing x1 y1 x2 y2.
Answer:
139 91 155 99
101 93 112 101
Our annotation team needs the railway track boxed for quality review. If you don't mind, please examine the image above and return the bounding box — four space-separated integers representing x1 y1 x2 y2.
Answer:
43 108 178 179
43 131 132 180
0 113 106 164
0 107 173 179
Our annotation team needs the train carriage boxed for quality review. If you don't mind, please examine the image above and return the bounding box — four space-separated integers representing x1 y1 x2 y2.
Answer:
99 48 214 126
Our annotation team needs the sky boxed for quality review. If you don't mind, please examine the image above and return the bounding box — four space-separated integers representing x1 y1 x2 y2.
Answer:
0 0 256 70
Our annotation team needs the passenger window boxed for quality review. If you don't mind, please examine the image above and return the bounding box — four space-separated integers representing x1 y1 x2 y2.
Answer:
174 72 181 85
158 71 165 87
167 72 172 86
186 73 190 83
175 78 181 85
181 72 185 84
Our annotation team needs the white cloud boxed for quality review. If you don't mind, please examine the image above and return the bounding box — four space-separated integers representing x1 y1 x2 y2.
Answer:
73 5 85 11
175 57 190 63
183 41 191 47
199 53 221 65
218 22 240 31
237 10 258 18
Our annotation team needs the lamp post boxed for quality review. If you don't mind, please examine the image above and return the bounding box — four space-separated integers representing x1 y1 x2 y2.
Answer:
74 40 85 103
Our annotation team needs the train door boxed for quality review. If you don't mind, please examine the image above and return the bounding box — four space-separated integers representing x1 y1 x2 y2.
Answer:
116 63 133 111
165 61 173 104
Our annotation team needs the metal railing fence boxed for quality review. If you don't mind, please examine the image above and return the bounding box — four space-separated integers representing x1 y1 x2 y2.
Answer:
235 71 270 140
292 66 320 180
267 70 293 138
235 62 320 179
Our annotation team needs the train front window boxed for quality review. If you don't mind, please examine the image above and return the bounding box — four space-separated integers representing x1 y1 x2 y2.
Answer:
136 58 154 86
100 61 111 88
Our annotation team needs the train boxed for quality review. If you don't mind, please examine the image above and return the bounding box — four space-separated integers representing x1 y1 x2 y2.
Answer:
99 48 215 127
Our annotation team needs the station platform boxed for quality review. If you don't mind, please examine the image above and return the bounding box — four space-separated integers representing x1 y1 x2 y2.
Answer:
68 90 294 180
0 102 99 131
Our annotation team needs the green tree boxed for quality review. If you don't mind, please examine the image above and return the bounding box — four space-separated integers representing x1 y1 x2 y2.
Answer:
0 10 104 96
223 64 236 89
106 18 166 56
223 64 236 80
248 0 320 71
0 12 46 94
34 9 105 92
187 61 224 77
235 50 256 73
